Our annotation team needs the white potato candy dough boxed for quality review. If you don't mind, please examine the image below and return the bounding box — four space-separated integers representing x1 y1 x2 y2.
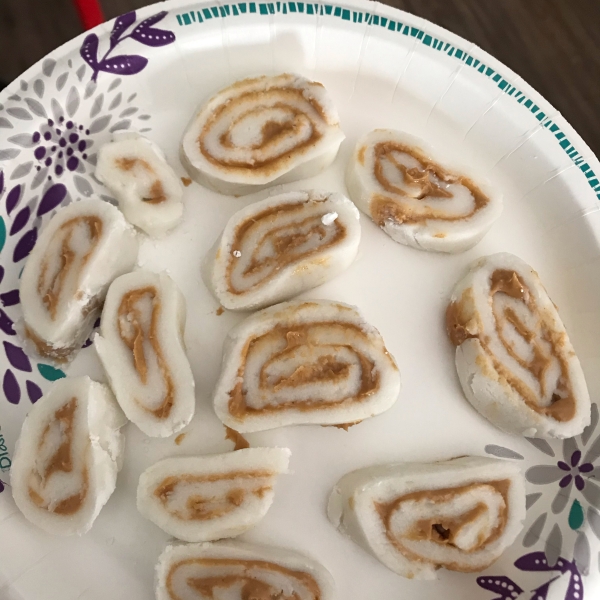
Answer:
213 299 401 432
202 189 361 311
11 376 126 536
96 132 184 237
181 73 345 195
137 447 290 542
346 129 502 253
20 197 138 364
446 252 590 439
155 540 335 600
95 270 195 437
328 456 525 580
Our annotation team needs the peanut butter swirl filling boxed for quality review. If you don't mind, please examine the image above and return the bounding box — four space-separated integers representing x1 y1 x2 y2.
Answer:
376 480 510 572
117 286 175 419
154 470 274 521
28 397 89 516
368 141 489 227
116 157 167 203
228 321 380 419
227 201 346 294
24 325 86 364
37 216 103 319
446 269 576 422
225 427 250 450
166 557 322 600
199 84 332 176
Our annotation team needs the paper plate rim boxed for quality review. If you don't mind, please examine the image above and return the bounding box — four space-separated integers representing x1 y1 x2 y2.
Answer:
2 0 599 208
1 1 599 599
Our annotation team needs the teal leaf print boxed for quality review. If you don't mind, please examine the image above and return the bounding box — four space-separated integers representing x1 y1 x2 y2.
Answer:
568 498 584 530
0 216 5 253
37 363 66 381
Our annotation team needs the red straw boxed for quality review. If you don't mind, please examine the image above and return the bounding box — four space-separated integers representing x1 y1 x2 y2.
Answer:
73 0 105 30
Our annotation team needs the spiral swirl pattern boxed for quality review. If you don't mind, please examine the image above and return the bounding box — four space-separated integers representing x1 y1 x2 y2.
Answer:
154 471 274 521
213 300 400 432
182 74 345 195
378 481 509 571
96 133 184 237
327 456 525 580
166 559 320 600
117 286 175 419
95 271 195 437
10 377 125 536
446 253 590 438
20 198 138 363
38 216 102 320
156 542 334 600
204 190 360 310
27 395 89 516
137 449 290 542
346 129 502 253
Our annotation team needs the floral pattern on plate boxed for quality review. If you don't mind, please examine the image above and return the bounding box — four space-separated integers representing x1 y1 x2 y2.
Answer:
0 3 598 598
0 10 176 409
486 403 600 577
81 11 176 82
478 551 584 600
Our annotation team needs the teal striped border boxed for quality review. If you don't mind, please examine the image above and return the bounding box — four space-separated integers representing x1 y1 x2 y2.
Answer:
175 2 600 201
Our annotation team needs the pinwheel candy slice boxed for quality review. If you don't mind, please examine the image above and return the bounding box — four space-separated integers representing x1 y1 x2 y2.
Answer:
446 252 590 438
155 540 335 600
20 198 138 364
181 73 345 195
213 300 401 432
202 190 361 311
346 129 502 253
327 456 525 580
10 376 126 536
95 270 195 437
137 447 290 542
96 132 184 237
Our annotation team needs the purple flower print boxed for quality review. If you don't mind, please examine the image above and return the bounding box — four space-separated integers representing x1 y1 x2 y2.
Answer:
37 183 67 216
0 269 16 335
557 451 595 491
1 12 160 197
0 308 14 335
478 552 584 600
81 11 175 82
515 552 584 600
12 227 37 262
3 369 20 404
26 380 42 403
10 206 31 235
128 11 176 46
527 448 596 498
486 402 600 571
6 184 22 215
1 335 42 405
0 9 164 413
33 118 91 179
1 290 20 307
4 341 32 372
110 13 137 48
525 417 600 529
477 575 523 599
0 179 69 406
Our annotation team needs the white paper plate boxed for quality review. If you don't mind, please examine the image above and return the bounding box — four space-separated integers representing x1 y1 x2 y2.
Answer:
1 1 599 598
